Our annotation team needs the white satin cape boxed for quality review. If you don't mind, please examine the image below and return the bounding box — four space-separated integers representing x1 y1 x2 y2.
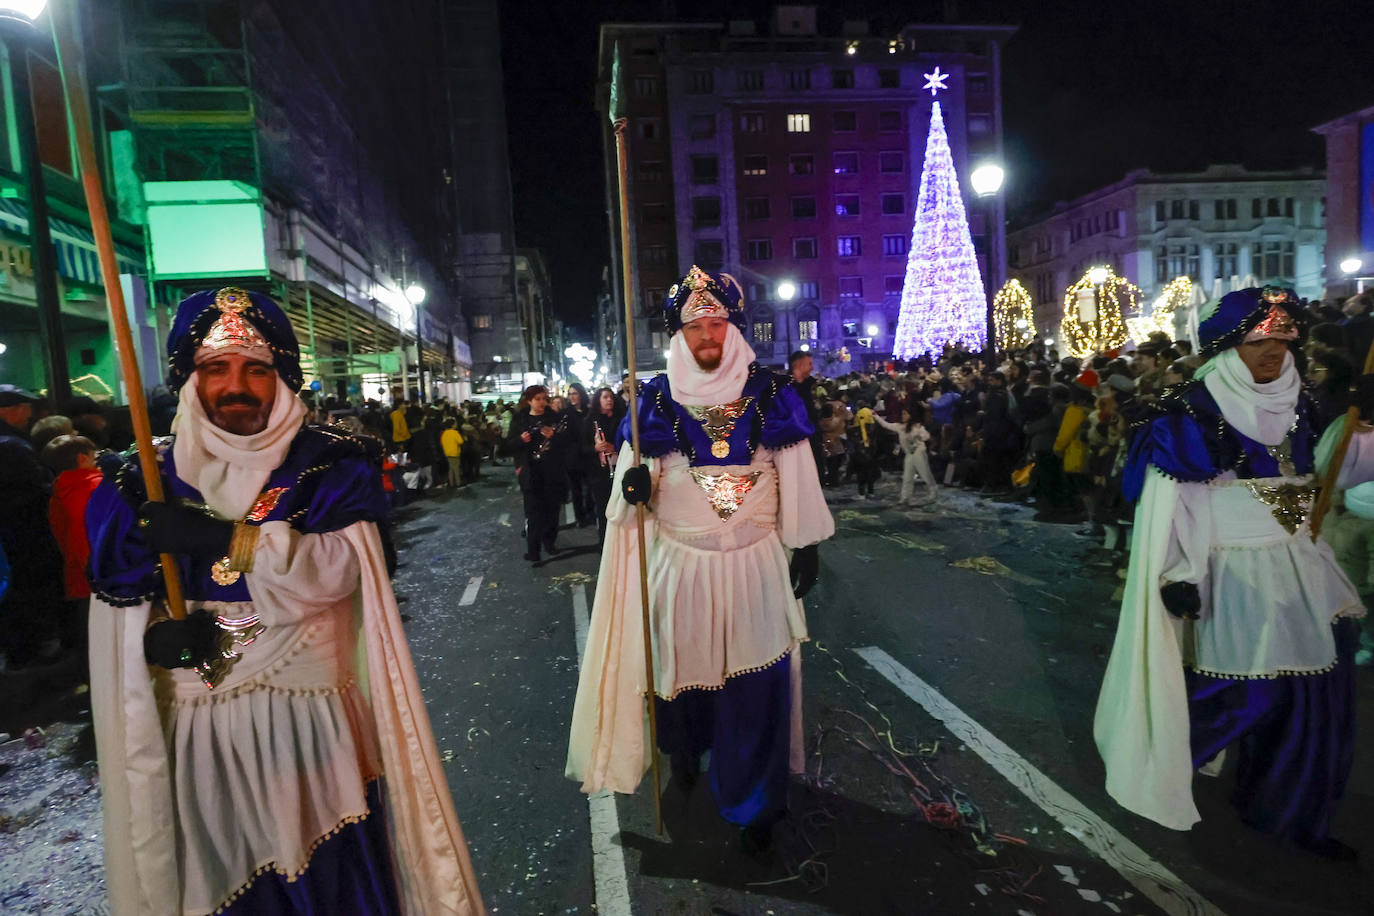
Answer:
1094 417 1374 831
89 521 485 915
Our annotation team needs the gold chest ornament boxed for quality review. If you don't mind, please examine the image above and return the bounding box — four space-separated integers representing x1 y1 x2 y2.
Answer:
683 396 753 461
688 469 763 521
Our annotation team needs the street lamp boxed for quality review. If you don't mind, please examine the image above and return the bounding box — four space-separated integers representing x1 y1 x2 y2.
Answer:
971 162 1005 369
1087 266 1109 352
776 280 797 355
1341 257 1363 275
1 0 69 403
404 282 427 402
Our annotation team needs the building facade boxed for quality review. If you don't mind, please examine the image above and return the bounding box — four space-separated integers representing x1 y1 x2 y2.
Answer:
1007 165 1326 338
598 8 1013 373
1313 104 1374 299
0 0 480 407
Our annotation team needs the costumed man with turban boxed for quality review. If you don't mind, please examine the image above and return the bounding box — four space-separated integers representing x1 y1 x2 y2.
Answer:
85 288 484 914
567 266 835 851
1095 287 1374 860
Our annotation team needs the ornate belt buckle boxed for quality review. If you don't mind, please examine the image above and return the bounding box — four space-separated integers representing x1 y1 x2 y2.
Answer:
194 613 267 689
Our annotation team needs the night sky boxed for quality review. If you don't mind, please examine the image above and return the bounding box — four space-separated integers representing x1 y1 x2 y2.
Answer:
499 0 1371 337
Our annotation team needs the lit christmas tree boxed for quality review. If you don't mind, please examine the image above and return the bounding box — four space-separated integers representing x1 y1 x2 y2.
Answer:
893 81 988 361
992 279 1035 351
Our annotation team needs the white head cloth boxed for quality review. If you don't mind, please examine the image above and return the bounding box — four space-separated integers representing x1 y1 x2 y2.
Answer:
1195 347 1299 446
171 370 307 519
665 322 754 406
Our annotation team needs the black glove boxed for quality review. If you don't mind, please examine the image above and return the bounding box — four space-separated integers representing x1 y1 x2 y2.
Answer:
621 464 652 505
1160 581 1201 620
143 609 220 670
790 544 819 599
138 501 233 557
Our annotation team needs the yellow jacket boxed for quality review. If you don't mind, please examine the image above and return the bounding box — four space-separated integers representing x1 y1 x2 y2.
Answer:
441 428 463 458
390 408 410 443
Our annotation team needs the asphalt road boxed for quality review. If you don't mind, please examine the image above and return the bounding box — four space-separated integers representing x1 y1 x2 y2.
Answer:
393 463 1374 916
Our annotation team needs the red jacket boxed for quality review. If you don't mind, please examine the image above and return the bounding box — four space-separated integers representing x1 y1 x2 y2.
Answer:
49 467 104 599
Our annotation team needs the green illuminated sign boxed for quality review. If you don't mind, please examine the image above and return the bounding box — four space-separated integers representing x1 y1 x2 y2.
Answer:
144 180 268 279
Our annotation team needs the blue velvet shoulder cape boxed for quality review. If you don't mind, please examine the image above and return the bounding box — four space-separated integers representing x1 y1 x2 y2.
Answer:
86 424 388 607
620 363 814 467
1121 380 1321 502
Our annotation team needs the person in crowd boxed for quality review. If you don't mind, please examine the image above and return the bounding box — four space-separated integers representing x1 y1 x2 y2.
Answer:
1056 370 1097 528
790 350 824 480
460 411 482 482
427 405 448 488
1025 384 1074 521
389 398 410 451
850 403 881 498
568 266 833 855
584 386 625 545
874 407 938 506
30 414 75 452
507 385 571 562
1097 286 1374 860
817 401 848 488
40 434 103 660
565 383 594 527
441 417 464 489
0 384 65 667
84 287 482 914
977 371 1020 495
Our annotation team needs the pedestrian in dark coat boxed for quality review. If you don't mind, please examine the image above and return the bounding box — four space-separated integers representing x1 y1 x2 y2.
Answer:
508 385 572 562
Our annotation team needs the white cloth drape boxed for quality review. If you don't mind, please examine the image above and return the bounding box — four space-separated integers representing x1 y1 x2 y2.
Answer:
1196 349 1300 446
665 324 753 405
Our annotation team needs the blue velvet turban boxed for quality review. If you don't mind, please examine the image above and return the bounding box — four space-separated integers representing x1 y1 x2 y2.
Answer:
664 265 747 334
166 287 303 393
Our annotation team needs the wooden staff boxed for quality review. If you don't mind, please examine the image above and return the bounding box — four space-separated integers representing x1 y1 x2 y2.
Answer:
613 114 663 834
1311 337 1374 539
51 2 187 618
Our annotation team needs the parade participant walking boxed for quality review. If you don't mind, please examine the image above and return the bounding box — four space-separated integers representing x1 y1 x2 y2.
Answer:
874 408 939 505
565 383 594 527
584 386 625 545
1096 287 1374 859
507 385 571 562
567 266 834 852
85 288 483 915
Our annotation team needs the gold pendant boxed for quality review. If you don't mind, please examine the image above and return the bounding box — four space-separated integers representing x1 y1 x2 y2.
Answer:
210 556 241 586
711 440 731 459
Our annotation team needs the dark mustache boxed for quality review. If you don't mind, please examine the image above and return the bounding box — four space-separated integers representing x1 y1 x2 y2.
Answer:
215 393 262 409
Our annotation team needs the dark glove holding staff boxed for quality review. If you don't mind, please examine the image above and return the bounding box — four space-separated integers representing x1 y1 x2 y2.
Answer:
622 464 652 505
1160 581 1201 620
138 501 233 557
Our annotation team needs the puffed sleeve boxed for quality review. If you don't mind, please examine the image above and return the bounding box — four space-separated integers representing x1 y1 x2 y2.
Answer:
243 521 362 626
604 442 661 526
773 441 835 549
85 478 162 606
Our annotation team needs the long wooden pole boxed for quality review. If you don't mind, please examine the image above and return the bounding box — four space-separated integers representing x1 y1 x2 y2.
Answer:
51 2 187 618
613 116 663 834
1311 338 1374 539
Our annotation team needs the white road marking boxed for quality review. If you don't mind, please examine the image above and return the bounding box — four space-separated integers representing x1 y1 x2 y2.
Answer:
854 646 1226 916
458 576 482 606
572 583 632 916
565 502 576 526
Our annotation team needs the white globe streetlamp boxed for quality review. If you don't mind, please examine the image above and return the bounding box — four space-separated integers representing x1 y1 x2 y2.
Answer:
1088 266 1109 286
776 280 797 301
969 163 1005 198
1341 257 1363 275
404 283 427 305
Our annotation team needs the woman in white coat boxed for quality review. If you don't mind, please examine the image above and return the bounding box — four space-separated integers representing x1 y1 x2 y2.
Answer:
875 408 939 505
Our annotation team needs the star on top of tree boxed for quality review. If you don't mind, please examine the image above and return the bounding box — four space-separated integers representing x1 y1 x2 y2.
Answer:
922 66 949 96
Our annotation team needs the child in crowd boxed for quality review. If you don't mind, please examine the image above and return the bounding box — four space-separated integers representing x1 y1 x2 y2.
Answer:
40 434 103 660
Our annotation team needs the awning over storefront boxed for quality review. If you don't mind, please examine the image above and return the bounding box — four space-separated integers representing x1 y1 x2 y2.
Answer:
0 197 144 283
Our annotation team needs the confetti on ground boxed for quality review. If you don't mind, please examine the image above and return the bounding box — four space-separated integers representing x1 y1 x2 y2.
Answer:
1054 864 1079 885
951 555 1044 586
548 572 595 593
973 883 990 896
1077 888 1102 902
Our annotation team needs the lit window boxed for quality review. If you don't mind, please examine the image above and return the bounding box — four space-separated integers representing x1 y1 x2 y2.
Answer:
835 195 861 217
742 155 767 177
787 113 811 133
794 237 818 259
798 320 818 340
472 314 493 329
837 236 862 257
882 234 908 256
754 321 774 342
